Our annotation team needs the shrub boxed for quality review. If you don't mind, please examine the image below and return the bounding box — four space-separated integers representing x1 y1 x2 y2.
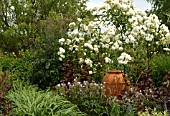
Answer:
151 54 170 86
55 79 137 116
7 80 86 116
120 69 170 113
0 55 32 81
57 0 170 84
56 69 170 115
30 36 64 89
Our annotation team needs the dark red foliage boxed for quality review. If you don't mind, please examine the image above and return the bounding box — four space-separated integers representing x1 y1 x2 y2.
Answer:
61 60 92 88
113 67 170 114
61 60 75 87
0 73 15 116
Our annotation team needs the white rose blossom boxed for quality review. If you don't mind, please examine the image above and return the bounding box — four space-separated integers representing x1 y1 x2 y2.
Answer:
89 71 93 74
117 52 132 65
163 48 170 52
58 47 65 61
79 58 84 64
84 43 93 50
57 0 170 71
104 57 112 63
69 22 76 29
59 38 65 45
85 58 93 67
65 39 71 45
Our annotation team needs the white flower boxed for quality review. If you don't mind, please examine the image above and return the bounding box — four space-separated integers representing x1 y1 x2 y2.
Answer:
117 40 122 45
69 45 73 51
107 27 116 36
69 22 76 29
94 45 99 53
102 35 110 43
84 43 93 50
59 38 65 45
58 47 65 55
145 34 154 42
79 37 84 41
77 18 82 22
57 84 61 87
11 6 15 10
113 0 120 8
84 52 86 55
102 44 109 48
65 39 72 45
102 3 111 10
73 45 78 51
75 37 80 42
160 24 169 35
59 57 63 61
145 37 153 42
127 8 135 16
118 47 123 51
120 3 129 11
112 42 119 49
111 46 116 50
128 18 134 23
89 71 93 74
79 58 84 64
71 28 79 36
156 41 159 45
128 35 135 43
117 52 132 65
163 48 170 52
58 47 65 61
60 54 65 58
118 60 128 65
85 58 93 67
104 57 112 63
125 39 130 43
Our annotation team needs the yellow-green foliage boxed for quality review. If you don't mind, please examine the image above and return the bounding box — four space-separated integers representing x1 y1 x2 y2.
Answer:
7 80 86 116
138 108 167 116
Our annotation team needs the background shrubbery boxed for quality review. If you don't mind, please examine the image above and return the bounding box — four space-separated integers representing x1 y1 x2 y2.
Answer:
0 55 32 81
30 36 64 89
151 54 170 86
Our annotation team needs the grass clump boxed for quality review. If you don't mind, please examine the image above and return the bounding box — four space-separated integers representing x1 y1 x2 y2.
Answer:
7 80 86 116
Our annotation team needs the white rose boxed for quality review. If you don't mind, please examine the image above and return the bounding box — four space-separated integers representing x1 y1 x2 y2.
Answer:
104 57 112 63
69 22 76 29
163 48 170 52
59 38 65 45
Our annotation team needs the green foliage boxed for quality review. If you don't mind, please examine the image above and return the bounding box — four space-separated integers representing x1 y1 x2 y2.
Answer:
0 0 90 88
0 0 88 56
56 80 137 116
30 36 64 89
151 54 170 86
0 55 32 80
7 80 86 116
138 108 167 116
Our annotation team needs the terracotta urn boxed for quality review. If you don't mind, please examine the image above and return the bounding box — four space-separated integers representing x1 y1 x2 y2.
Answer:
102 70 130 96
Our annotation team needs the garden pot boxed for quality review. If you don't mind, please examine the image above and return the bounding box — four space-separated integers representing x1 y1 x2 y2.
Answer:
102 70 130 96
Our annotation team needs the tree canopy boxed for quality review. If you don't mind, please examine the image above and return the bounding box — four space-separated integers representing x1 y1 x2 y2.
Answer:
0 0 88 57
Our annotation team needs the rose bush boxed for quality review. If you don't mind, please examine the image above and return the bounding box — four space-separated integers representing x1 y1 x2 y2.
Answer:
57 0 170 82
